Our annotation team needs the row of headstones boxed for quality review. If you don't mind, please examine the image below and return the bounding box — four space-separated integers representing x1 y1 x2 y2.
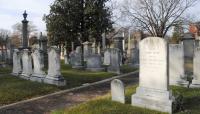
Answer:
169 43 200 87
67 45 123 74
12 46 66 86
111 37 181 114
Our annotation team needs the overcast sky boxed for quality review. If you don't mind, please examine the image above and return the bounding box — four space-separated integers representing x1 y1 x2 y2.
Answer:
0 0 200 34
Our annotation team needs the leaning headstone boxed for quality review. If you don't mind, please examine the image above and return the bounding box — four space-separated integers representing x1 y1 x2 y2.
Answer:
30 48 46 82
103 49 111 65
191 47 200 87
86 54 104 71
107 48 121 74
12 49 22 76
111 79 125 104
132 37 174 114
44 46 66 86
169 44 188 86
20 49 32 80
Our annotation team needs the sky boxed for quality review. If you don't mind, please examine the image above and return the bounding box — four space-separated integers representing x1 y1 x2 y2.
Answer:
1 0 200 34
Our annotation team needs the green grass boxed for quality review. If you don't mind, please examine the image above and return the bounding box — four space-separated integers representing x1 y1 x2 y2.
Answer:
0 61 137 105
52 86 200 114
0 66 12 74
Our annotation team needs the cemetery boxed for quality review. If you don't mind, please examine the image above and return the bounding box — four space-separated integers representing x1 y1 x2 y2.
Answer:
1 0 200 114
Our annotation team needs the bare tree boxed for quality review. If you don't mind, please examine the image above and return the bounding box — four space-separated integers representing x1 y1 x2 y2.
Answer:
122 0 198 37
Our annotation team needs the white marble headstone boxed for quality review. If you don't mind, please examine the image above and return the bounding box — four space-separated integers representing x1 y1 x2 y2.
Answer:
111 79 125 103
44 46 66 86
20 49 32 79
30 48 46 82
103 49 111 65
132 37 174 114
191 47 200 87
12 49 22 76
169 44 187 85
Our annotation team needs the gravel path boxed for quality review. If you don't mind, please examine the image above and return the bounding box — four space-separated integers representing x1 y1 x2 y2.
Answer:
0 72 139 114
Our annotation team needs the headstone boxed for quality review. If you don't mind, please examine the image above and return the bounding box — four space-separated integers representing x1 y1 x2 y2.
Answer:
169 44 188 86
132 37 174 114
30 48 46 82
82 41 92 61
20 49 32 79
129 48 139 67
191 47 200 87
86 54 104 71
44 46 66 86
64 55 69 64
113 36 123 55
103 49 111 65
71 46 84 69
12 49 22 76
111 79 125 104
182 33 194 59
91 42 96 54
107 48 121 74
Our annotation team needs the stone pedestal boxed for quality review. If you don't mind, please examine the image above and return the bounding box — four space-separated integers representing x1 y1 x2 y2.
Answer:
44 46 66 86
20 49 32 80
131 37 174 114
86 54 104 71
12 49 22 76
30 48 46 82
107 48 121 74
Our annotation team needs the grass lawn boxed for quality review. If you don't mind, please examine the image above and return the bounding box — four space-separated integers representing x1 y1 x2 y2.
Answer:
0 61 137 105
52 85 200 114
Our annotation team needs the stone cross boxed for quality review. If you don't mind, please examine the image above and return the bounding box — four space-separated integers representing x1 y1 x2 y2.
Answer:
131 37 174 114
111 79 125 104
44 46 66 86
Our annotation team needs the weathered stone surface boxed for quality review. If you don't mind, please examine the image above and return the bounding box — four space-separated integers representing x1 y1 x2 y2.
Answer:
70 46 84 69
129 48 139 67
111 79 125 104
30 48 46 82
132 37 174 114
191 47 200 87
44 46 66 86
169 44 188 86
64 55 69 64
86 54 104 71
107 48 121 74
20 49 32 80
12 49 22 76
103 49 111 65
82 41 92 61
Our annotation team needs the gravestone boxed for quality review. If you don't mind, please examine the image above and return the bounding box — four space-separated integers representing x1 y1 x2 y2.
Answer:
44 46 66 86
86 54 104 71
111 79 125 104
107 48 121 74
113 36 123 55
12 49 22 76
82 41 92 61
64 55 69 64
20 49 32 79
30 48 46 82
71 46 84 69
129 48 139 67
191 47 200 87
103 49 111 65
182 33 194 59
169 44 188 86
132 37 174 114
91 42 96 54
